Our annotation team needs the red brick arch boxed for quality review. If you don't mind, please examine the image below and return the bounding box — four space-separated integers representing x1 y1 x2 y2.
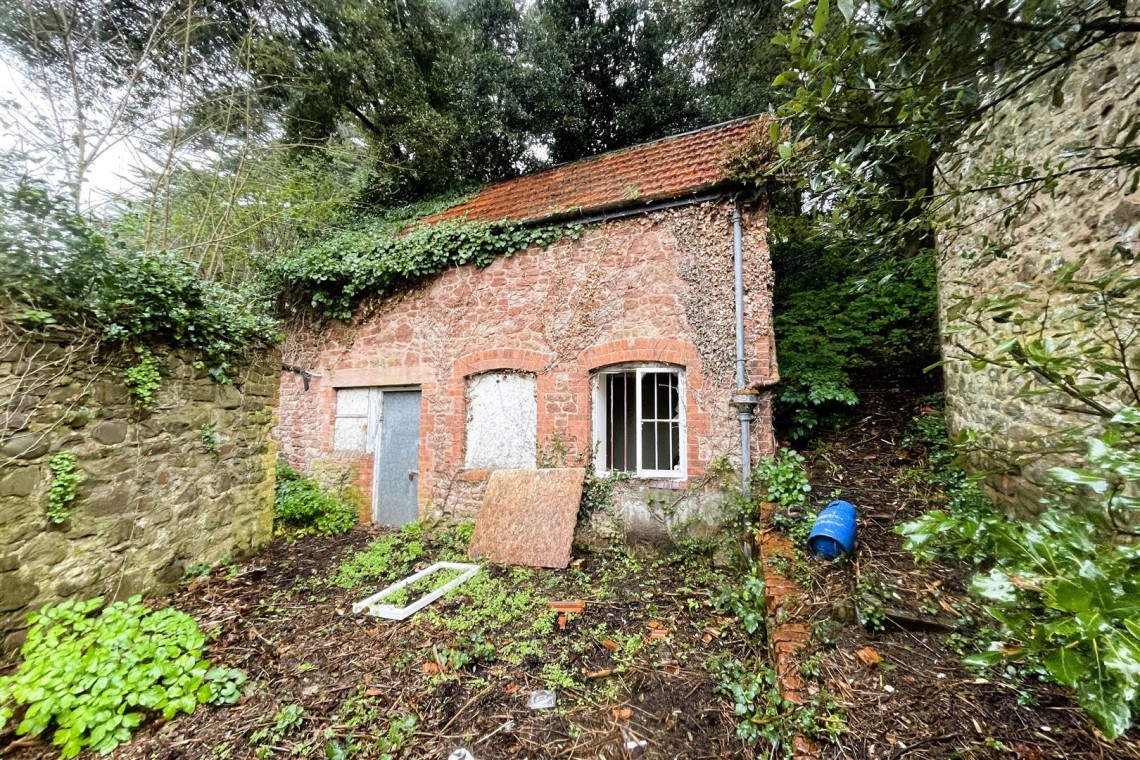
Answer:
577 338 702 375
452 348 553 378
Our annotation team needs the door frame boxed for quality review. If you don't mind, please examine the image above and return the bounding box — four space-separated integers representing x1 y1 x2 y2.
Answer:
366 385 422 524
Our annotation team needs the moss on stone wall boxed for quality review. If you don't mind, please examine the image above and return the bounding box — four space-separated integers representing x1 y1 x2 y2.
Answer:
0 324 279 650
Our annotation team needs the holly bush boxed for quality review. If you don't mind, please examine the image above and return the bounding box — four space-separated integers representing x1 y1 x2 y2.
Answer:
900 407 1140 739
0 597 245 758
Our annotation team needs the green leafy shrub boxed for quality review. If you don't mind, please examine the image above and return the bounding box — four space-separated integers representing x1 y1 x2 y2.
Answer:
899 410 1140 739
274 462 359 537
1 178 280 382
770 217 938 439
0 596 244 758
46 452 80 524
754 448 812 507
265 212 576 322
714 573 768 636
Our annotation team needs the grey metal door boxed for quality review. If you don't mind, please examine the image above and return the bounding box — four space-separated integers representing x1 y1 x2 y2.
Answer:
372 390 422 526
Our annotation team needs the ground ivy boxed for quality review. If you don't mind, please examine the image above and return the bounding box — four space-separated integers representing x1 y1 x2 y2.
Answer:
45 452 80 524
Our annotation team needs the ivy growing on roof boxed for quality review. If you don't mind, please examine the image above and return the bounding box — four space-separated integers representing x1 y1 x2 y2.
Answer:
265 216 578 322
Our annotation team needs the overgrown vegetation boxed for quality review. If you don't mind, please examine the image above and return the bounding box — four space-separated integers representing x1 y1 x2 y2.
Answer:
123 347 162 411
45 452 80 525
1 179 280 382
266 211 577 322
0 597 244 758
273 462 359 538
900 408 1140 737
770 226 939 439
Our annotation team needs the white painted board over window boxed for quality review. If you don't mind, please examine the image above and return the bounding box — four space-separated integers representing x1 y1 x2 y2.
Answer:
465 372 537 469
333 387 375 452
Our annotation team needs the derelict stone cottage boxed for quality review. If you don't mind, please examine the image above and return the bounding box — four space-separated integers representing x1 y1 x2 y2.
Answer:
274 116 779 540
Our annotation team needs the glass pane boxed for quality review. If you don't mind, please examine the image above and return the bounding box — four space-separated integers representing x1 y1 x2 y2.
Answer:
640 421 676 472
641 372 655 419
670 420 681 470
661 374 678 419
640 420 658 471
640 372 679 420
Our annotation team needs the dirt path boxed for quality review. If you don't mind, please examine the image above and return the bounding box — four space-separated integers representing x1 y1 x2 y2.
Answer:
782 387 1140 759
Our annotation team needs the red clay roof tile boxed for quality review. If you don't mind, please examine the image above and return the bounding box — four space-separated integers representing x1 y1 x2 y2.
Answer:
424 115 772 226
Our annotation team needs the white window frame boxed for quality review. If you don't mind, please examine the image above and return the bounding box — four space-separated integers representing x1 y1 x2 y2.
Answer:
591 364 687 480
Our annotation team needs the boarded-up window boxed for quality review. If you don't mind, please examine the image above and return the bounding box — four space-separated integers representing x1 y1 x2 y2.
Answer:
333 387 375 452
465 372 537 469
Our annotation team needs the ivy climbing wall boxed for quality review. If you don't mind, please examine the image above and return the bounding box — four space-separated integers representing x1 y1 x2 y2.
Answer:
0 324 279 650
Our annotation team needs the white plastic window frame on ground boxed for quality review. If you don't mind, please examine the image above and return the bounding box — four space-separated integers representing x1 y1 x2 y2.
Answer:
352 561 480 621
591 364 686 479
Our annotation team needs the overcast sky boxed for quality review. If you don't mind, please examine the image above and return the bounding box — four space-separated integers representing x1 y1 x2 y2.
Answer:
1 57 139 208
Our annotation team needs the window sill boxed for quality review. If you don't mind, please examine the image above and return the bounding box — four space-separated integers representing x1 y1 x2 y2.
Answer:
597 472 689 489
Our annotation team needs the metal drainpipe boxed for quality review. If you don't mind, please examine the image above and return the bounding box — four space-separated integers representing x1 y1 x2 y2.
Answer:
731 204 757 499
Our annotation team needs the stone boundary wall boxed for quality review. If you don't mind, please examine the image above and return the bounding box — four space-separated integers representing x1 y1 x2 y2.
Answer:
938 35 1140 514
0 325 279 650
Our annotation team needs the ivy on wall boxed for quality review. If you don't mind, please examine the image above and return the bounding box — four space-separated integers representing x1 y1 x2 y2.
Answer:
266 216 578 322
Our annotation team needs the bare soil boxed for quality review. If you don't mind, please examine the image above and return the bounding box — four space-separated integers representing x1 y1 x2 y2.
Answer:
3 526 761 760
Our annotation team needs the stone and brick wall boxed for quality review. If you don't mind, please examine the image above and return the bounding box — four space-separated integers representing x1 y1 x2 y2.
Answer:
938 36 1140 514
276 200 778 536
0 326 278 649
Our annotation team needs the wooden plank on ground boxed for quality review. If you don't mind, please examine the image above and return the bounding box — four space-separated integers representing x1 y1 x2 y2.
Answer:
467 468 585 569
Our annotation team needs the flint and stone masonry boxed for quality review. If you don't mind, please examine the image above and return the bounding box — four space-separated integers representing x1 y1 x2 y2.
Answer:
939 36 1140 515
275 200 779 539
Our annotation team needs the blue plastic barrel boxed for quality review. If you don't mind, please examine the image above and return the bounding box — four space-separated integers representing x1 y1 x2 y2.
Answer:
807 500 857 560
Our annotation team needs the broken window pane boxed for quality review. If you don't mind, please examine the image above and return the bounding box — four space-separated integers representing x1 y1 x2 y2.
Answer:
597 368 683 477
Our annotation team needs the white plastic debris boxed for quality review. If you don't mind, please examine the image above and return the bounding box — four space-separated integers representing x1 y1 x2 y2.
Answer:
352 561 480 621
528 690 557 710
448 750 475 760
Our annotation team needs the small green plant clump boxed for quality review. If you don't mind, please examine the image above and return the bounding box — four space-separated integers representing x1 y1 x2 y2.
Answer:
45 452 81 524
0 597 245 758
380 567 467 608
124 347 162 411
754 448 812 507
200 423 219 453
333 521 428 589
273 461 359 537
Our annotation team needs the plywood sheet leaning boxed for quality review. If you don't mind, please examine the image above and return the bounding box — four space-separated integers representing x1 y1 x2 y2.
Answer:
468 467 586 569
